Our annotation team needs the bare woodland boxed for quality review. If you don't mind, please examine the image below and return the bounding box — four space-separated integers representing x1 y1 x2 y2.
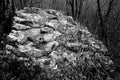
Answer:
0 0 120 80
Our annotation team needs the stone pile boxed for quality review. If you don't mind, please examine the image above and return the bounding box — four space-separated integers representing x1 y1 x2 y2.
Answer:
6 7 111 71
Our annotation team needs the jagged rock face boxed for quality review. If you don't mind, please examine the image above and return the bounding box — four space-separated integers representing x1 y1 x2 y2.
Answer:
6 7 111 72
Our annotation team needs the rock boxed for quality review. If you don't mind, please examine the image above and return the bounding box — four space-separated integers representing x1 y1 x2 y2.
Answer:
6 7 111 73
46 20 60 30
45 41 59 51
8 30 25 42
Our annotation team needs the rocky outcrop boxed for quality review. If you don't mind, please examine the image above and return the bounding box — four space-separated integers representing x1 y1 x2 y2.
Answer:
5 7 113 79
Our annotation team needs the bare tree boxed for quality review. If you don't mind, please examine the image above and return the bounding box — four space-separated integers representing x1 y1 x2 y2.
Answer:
76 0 84 20
29 0 34 7
104 0 115 21
0 0 15 49
96 0 115 48
0 0 15 34
18 0 28 9
19 0 24 9
66 0 84 20
67 0 75 19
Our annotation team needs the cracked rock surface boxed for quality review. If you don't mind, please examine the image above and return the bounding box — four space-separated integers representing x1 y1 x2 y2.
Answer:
6 7 111 73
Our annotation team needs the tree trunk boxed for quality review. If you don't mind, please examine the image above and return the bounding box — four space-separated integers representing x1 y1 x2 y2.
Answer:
97 0 108 48
0 0 15 49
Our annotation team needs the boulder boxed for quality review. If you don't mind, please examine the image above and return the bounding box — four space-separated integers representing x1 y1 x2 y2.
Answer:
6 7 112 78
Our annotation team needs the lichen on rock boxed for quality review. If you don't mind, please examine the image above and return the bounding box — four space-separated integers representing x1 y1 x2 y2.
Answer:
6 7 112 79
